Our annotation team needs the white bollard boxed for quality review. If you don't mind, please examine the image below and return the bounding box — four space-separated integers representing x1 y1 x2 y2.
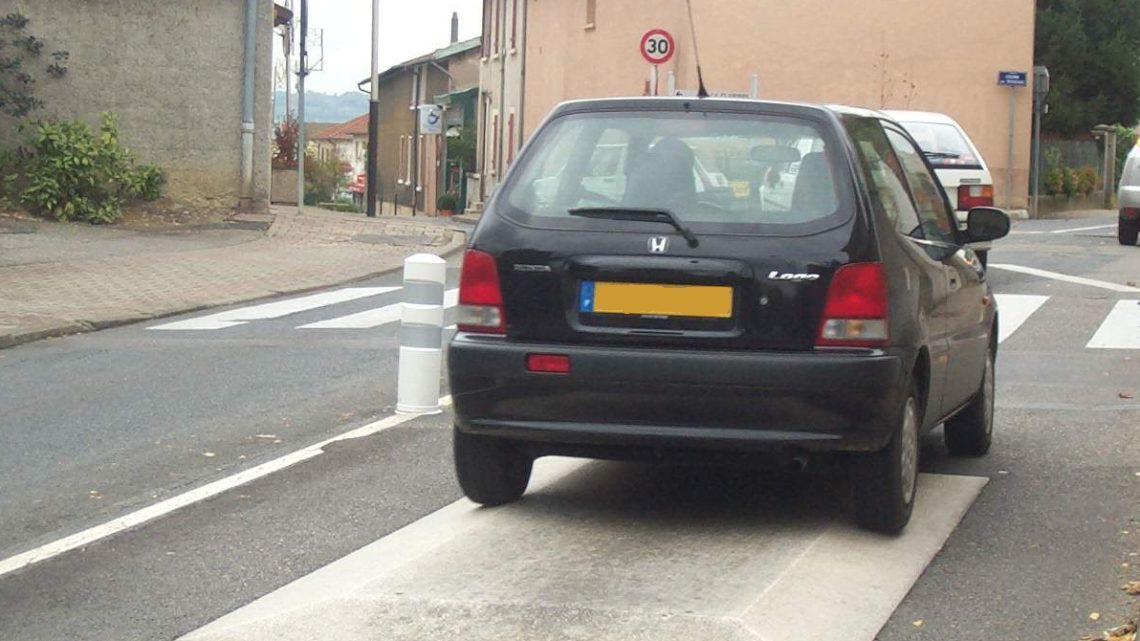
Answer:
396 253 447 415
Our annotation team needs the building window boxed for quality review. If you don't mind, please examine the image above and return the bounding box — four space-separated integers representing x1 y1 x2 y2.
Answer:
493 0 500 55
491 111 499 175
406 136 413 185
507 110 516 166
510 0 517 51
397 136 406 184
585 0 596 29
417 134 425 191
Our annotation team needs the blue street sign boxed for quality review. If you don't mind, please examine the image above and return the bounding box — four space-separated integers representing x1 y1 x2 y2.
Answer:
998 71 1028 87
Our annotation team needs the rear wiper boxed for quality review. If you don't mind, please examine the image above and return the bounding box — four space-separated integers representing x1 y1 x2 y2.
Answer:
568 207 700 248
923 151 961 160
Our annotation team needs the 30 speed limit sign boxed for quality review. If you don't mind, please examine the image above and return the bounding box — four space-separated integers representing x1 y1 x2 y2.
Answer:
639 29 675 65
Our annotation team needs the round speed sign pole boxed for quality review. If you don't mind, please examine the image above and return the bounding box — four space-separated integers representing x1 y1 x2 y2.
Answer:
640 28 675 95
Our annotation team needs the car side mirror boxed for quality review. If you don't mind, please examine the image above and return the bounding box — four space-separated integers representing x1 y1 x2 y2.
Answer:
965 207 1010 242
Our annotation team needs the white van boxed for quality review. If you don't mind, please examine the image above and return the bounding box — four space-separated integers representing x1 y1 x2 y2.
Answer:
1118 143 1140 246
884 110 996 264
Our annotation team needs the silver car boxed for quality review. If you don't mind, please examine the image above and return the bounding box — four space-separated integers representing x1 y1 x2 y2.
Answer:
1120 144 1140 246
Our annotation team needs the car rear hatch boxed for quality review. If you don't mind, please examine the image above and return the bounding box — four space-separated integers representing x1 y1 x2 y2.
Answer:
469 102 877 353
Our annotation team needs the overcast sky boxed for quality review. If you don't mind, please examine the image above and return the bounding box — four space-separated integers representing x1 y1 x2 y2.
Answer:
283 0 483 95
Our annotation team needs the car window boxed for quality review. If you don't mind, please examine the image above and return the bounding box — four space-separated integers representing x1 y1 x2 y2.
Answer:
844 117 923 238
894 121 981 169
500 110 853 234
884 127 957 244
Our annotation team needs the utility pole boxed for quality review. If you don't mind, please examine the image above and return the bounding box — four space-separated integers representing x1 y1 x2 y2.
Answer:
284 0 292 119
296 0 307 213
366 0 380 217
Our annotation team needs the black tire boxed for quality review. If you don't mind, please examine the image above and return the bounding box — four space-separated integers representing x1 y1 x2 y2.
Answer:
453 427 533 506
1119 217 1140 246
852 385 920 534
944 344 995 457
976 249 989 269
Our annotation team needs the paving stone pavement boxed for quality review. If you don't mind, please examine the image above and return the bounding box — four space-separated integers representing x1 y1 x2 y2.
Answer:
0 206 468 348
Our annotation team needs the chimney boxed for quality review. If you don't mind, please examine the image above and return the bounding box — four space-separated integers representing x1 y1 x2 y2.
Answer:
450 11 458 44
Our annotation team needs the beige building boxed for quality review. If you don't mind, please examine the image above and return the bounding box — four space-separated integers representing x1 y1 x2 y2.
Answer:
480 0 1036 210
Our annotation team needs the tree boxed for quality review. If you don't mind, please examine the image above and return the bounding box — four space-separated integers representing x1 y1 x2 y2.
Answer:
0 12 68 118
1035 0 1140 136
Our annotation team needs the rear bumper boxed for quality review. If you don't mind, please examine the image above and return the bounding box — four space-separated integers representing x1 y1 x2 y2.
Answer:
448 335 907 454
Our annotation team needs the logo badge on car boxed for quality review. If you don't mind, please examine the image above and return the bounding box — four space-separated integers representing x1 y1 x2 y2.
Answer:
648 237 669 254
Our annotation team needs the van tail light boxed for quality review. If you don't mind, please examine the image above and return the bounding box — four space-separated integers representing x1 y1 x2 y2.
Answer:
1122 207 1140 220
456 249 506 334
957 184 994 210
817 262 889 348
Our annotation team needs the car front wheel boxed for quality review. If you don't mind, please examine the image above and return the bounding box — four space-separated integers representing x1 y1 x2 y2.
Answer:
454 427 533 506
852 386 919 534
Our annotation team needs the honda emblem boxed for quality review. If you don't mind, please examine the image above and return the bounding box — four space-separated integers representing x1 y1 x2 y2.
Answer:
648 236 669 254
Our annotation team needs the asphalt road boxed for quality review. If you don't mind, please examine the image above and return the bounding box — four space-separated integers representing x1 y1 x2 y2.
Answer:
1 214 1138 641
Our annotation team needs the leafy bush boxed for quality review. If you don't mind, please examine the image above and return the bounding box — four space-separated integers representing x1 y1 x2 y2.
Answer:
303 151 347 204
436 192 457 211
1061 167 1080 198
272 118 298 169
19 112 165 223
1044 168 1064 196
1076 166 1099 196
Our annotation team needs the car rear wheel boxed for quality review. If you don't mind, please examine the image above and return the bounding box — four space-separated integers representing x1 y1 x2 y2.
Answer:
1119 217 1140 246
454 427 533 506
852 386 919 534
944 344 995 457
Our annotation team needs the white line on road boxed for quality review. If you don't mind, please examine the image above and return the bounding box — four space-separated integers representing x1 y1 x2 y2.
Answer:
0 396 452 580
1087 300 1140 349
989 264 1140 293
1050 223 1117 234
149 287 401 330
299 288 458 329
994 294 1050 343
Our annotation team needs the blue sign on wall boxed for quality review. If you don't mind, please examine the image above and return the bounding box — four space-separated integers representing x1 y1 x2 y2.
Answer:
998 71 1028 87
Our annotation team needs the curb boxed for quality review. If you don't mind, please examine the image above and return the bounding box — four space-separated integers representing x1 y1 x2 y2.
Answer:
0 229 468 350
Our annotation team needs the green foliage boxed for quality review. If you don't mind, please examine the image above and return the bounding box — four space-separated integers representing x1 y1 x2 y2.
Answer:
1035 0 1140 136
446 125 476 170
1044 167 1065 196
1061 167 1080 198
319 199 361 213
1076 166 1099 196
18 112 165 223
0 13 68 118
304 151 347 204
436 192 457 211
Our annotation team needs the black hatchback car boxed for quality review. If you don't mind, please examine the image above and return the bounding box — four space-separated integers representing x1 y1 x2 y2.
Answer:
448 98 1010 533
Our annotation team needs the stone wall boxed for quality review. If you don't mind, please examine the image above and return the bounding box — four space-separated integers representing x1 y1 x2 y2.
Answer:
0 0 275 210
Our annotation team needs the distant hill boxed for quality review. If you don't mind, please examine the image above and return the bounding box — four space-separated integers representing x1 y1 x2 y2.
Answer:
274 91 368 123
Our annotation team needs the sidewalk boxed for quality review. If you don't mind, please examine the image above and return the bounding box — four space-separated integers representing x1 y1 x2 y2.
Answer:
0 206 468 349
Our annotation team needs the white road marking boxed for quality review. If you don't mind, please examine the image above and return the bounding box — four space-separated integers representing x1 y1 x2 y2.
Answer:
299 288 458 329
1087 300 1140 349
994 294 1049 343
180 468 986 641
989 264 1140 293
1050 223 1117 234
0 396 452 580
149 287 400 330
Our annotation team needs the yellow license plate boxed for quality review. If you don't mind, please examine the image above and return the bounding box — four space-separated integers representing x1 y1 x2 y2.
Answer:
579 281 733 318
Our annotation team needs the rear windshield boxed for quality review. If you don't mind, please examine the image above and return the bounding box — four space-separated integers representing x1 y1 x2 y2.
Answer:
497 110 854 235
894 121 983 169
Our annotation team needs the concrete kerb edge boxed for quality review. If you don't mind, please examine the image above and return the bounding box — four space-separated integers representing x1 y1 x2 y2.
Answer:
0 230 469 350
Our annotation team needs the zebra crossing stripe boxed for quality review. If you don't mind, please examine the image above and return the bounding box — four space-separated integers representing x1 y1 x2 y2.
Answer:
299 289 458 329
994 294 1049 344
1087 300 1140 349
149 287 401 330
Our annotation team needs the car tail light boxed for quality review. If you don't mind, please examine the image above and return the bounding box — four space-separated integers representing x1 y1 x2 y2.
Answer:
817 262 889 348
957 184 994 210
456 249 506 334
526 353 570 374
1122 207 1140 220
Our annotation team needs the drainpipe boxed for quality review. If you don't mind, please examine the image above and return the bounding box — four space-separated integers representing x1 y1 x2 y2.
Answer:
517 0 527 150
240 0 258 209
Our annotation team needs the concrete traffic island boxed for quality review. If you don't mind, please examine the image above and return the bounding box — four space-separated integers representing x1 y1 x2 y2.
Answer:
182 459 985 641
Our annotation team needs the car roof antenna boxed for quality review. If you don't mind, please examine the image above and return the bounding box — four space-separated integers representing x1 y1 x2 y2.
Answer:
685 0 709 98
